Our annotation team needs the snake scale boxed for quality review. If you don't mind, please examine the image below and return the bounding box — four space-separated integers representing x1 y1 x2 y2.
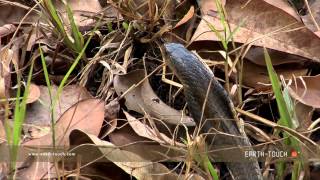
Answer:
164 43 263 180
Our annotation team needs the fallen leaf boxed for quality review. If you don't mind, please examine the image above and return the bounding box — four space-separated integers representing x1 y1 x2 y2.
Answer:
301 0 320 31
69 129 190 180
26 84 41 104
24 85 92 137
288 75 320 108
0 161 8 180
0 24 16 38
100 100 120 138
0 120 5 144
23 98 104 146
242 60 308 89
263 0 300 21
0 1 35 26
0 48 13 100
199 0 226 15
192 0 320 62
294 102 314 131
109 125 182 162
245 47 308 66
54 0 102 27
15 161 57 180
174 6 195 28
124 111 185 146
114 70 195 126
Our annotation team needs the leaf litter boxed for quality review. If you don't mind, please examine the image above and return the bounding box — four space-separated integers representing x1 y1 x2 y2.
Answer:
0 0 320 179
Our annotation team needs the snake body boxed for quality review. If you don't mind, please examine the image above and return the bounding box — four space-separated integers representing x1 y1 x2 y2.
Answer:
164 43 262 180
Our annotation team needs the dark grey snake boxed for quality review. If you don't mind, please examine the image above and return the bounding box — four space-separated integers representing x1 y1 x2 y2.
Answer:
164 43 263 180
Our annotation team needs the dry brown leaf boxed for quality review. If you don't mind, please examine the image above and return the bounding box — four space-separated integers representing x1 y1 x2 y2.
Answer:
55 0 102 27
27 0 114 51
23 98 104 146
295 102 314 131
174 6 195 28
100 100 120 138
242 60 307 89
192 0 320 61
289 75 320 108
69 129 191 180
109 126 181 162
18 98 104 179
24 85 92 137
15 161 57 180
0 120 5 144
0 161 8 180
0 1 35 26
124 111 185 146
245 47 308 66
263 0 301 21
26 84 41 104
301 0 320 32
0 24 16 38
199 0 226 15
114 70 195 126
0 48 13 100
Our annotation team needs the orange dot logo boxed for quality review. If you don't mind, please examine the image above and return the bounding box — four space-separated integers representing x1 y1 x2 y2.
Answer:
291 150 298 157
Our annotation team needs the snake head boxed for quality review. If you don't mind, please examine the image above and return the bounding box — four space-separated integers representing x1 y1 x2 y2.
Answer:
164 43 196 73
164 43 213 86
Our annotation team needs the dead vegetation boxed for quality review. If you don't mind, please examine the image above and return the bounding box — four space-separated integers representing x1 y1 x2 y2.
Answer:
0 0 320 179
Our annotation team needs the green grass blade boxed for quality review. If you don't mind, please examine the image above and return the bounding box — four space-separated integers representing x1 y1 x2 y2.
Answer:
42 0 65 38
55 16 102 107
66 3 84 52
205 156 219 180
226 19 244 43
264 48 303 180
264 47 292 128
39 47 56 148
10 58 34 173
206 21 228 50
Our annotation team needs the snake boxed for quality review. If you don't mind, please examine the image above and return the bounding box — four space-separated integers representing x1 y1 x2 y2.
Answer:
164 43 263 180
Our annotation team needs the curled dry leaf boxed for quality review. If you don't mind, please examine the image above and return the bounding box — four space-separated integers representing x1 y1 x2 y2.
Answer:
0 161 8 180
109 126 182 162
124 111 185 146
69 129 199 180
0 120 5 144
0 24 16 37
100 100 120 138
114 69 195 126
174 6 195 28
0 48 13 100
199 0 226 15
294 102 314 131
26 84 41 104
24 85 92 137
23 98 104 146
288 75 320 108
301 0 320 32
18 99 104 179
192 0 320 62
